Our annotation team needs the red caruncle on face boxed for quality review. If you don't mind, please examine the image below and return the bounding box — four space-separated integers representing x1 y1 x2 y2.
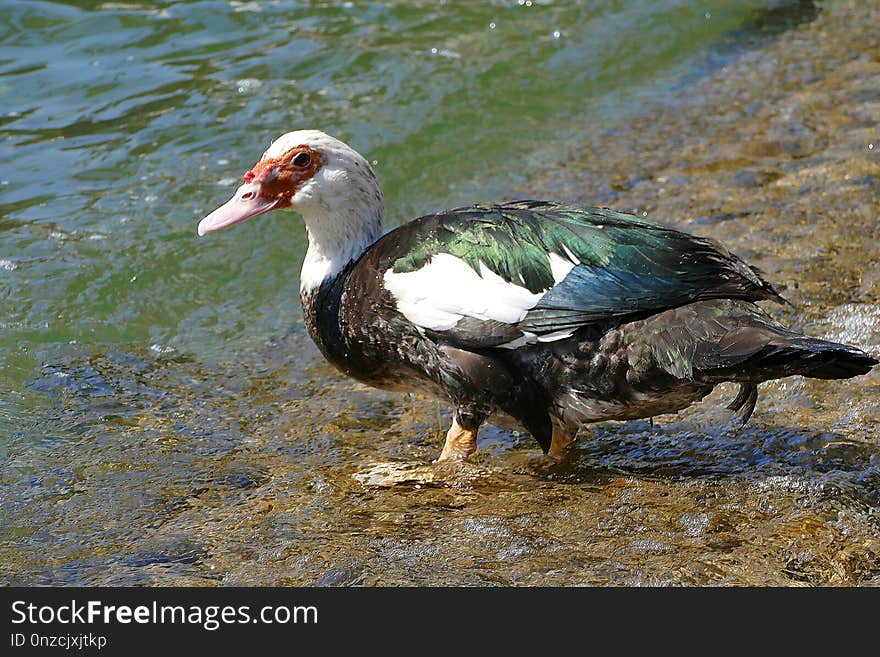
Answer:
243 145 325 207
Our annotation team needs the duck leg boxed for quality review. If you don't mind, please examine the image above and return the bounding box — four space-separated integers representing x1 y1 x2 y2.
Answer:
547 422 578 459
436 407 486 462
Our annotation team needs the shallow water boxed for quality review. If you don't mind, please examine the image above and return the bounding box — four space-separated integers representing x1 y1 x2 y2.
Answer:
2 0 878 586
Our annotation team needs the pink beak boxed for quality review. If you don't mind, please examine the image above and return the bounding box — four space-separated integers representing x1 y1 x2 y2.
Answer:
197 182 279 236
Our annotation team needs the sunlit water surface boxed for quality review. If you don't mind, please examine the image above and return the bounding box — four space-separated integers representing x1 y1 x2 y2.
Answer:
2 0 878 585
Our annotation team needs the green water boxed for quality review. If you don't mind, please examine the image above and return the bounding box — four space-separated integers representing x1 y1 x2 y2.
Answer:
0 0 818 365
6 0 870 586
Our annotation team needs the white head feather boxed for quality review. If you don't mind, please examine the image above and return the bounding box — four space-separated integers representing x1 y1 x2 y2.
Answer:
262 131 385 292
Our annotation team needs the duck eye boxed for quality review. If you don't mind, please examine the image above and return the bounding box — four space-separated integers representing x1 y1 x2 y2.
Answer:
291 152 311 168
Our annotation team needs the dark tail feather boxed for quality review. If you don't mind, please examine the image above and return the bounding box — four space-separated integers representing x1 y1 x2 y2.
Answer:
718 339 875 428
695 311 878 382
741 337 878 381
644 299 876 426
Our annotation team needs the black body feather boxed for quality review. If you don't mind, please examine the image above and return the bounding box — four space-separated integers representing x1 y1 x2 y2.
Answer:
300 201 877 452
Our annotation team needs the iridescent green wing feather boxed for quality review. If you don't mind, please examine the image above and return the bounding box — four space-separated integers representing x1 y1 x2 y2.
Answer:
385 200 784 348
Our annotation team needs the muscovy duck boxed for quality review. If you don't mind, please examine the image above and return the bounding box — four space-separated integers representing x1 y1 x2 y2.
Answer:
198 130 877 461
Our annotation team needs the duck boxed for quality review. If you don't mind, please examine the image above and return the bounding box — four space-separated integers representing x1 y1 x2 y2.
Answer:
198 130 878 462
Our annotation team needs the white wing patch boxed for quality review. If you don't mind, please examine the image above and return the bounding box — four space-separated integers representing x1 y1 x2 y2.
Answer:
496 328 576 349
561 244 581 265
548 251 576 283
497 332 537 349
537 328 577 342
383 251 581 347
383 253 544 332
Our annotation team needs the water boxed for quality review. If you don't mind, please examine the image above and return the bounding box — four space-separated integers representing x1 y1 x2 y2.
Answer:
0 0 820 363
2 0 878 586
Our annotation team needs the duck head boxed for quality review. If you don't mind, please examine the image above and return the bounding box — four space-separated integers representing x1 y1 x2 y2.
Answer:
198 130 385 290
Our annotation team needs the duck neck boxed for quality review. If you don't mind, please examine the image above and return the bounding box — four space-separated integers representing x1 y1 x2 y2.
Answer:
299 202 384 295
298 202 383 381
